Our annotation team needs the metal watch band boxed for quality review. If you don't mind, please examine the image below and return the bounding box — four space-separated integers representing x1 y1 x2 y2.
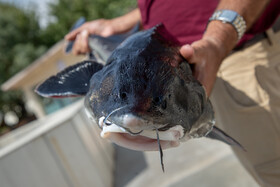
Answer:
209 10 247 40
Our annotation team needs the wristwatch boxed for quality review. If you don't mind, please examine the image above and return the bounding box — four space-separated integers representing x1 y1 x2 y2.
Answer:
209 9 247 40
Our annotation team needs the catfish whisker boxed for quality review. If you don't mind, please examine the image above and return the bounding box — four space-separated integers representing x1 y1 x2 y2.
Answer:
103 105 143 135
103 106 127 126
156 128 165 172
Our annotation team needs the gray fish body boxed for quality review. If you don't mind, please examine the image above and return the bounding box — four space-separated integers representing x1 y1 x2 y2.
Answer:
36 25 244 151
85 27 214 141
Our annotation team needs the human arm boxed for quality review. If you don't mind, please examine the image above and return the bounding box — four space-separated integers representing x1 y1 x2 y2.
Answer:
180 0 271 96
65 8 141 55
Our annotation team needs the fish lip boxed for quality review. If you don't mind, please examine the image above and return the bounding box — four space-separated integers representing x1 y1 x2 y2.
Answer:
109 133 180 151
98 116 184 151
99 116 184 140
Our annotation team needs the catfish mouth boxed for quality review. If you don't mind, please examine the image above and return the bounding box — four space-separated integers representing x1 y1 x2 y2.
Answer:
98 116 183 151
104 131 180 151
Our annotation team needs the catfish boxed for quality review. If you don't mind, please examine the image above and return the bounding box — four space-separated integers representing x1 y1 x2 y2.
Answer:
36 24 244 171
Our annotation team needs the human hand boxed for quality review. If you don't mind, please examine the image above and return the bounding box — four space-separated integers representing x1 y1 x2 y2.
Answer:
180 38 225 97
65 19 116 55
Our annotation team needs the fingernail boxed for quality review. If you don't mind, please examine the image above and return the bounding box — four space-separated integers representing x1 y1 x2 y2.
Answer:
81 30 88 36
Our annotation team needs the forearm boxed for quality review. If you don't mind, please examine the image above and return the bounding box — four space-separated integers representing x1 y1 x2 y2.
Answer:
111 8 141 33
203 0 271 60
181 0 271 95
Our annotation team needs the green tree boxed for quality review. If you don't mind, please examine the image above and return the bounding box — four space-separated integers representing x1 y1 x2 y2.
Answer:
0 3 46 133
0 3 46 81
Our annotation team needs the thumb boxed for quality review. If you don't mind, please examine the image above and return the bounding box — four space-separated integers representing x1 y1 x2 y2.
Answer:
180 44 195 63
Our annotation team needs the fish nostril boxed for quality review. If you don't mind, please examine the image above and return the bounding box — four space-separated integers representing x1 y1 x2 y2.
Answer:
154 96 161 104
120 92 127 100
154 96 165 105
153 96 167 109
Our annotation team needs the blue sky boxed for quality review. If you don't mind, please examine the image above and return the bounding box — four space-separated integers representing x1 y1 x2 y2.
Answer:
0 0 55 27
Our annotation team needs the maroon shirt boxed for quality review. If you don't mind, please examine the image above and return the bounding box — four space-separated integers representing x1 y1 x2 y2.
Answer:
138 0 280 46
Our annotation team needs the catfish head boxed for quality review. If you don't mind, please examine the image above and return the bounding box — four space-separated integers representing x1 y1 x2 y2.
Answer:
36 25 244 153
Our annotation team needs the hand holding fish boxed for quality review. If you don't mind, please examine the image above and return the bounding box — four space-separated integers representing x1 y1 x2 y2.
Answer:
65 19 116 55
180 20 239 96
180 40 222 97
65 9 141 55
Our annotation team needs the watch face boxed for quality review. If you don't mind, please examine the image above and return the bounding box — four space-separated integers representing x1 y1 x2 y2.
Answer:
219 10 238 22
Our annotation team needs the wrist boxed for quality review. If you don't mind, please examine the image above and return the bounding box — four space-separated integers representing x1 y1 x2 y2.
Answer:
209 9 246 40
110 9 141 34
203 20 238 60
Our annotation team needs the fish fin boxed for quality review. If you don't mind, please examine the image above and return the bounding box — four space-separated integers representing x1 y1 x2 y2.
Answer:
206 126 246 151
152 23 181 46
35 60 103 98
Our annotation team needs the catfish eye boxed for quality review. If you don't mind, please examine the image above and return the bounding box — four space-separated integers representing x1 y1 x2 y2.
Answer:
120 92 127 100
